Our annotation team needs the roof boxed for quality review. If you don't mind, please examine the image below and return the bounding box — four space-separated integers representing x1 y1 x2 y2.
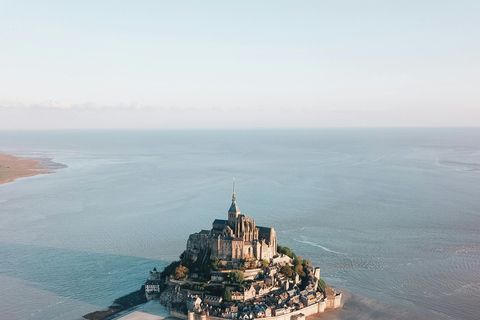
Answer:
258 226 273 234
187 295 202 302
212 219 228 230
229 201 240 213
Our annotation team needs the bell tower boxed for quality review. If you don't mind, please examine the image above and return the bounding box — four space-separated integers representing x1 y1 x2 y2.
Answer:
228 179 240 228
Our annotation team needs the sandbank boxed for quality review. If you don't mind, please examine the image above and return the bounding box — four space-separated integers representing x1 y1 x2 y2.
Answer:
0 153 58 184
307 287 436 320
107 287 437 320
117 311 168 320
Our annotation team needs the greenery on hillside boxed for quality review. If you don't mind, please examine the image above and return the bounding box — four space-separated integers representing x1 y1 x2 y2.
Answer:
175 265 189 279
318 278 326 292
277 245 296 259
222 288 232 302
159 260 181 290
277 252 318 290
159 246 324 295
229 270 244 284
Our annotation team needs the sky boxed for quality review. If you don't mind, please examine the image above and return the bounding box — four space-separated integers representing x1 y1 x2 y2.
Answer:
0 0 479 129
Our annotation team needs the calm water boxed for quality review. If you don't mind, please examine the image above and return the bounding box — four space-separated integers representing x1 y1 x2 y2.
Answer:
0 129 479 320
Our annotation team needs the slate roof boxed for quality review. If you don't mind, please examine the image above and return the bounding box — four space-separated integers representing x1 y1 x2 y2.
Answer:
258 226 273 234
212 219 228 230
229 201 240 213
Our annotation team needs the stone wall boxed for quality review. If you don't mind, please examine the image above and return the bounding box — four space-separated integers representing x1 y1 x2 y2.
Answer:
326 293 342 309
243 268 262 280
261 300 326 320
187 233 211 253
171 298 337 320
215 237 233 260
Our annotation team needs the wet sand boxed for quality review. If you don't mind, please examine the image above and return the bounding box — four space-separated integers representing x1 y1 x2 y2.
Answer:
117 311 167 320
309 288 438 320
0 153 62 184
112 287 439 320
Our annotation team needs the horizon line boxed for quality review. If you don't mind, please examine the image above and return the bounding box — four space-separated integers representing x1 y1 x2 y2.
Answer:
1 126 479 132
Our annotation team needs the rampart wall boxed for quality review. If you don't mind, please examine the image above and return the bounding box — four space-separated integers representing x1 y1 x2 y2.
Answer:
172 295 344 320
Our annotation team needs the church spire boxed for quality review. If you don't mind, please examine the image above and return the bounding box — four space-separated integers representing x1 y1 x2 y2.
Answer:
228 178 240 214
232 178 236 203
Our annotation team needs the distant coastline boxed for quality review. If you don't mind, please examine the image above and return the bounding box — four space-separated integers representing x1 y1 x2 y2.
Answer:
0 153 66 184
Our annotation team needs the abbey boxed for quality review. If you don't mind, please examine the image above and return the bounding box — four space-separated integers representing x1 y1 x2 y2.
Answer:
186 186 277 262
147 185 343 320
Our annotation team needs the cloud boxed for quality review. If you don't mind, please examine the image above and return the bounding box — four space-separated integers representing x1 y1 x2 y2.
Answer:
0 99 153 111
0 99 220 115
0 99 72 109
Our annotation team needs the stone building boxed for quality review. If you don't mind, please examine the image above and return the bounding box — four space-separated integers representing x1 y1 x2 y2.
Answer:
186 185 277 263
145 267 162 299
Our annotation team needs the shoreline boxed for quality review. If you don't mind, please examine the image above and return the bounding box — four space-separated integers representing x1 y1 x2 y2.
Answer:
90 285 438 320
309 287 437 320
83 288 148 320
0 153 66 184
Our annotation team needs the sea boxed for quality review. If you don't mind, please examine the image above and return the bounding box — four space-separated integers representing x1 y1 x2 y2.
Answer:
0 128 479 320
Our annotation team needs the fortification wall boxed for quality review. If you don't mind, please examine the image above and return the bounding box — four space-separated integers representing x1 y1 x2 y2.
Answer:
172 299 331 320
266 301 326 320
326 293 342 309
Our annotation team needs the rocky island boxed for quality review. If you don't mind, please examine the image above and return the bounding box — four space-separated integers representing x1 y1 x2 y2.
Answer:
146 185 342 320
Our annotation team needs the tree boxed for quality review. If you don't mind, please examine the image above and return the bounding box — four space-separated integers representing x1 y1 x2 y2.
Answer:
294 264 305 277
280 265 293 278
230 270 244 284
261 259 269 269
277 245 296 259
294 257 303 266
193 284 206 291
222 288 232 302
318 278 326 292
302 259 312 268
210 259 219 271
174 265 189 279
161 260 181 282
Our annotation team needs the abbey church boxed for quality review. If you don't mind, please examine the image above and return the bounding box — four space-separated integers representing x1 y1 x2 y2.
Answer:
186 186 277 262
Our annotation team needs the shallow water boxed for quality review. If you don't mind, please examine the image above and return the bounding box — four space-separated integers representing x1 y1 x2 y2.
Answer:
0 128 479 320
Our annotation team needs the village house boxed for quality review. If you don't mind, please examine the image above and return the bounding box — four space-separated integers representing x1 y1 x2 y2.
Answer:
211 271 224 282
203 295 223 307
145 267 162 298
187 295 202 312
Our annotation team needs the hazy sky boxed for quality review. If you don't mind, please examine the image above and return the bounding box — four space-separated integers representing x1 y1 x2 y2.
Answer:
1 1 479 129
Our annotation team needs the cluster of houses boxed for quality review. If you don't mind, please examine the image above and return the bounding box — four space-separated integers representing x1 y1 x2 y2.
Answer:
186 283 328 320
146 256 342 320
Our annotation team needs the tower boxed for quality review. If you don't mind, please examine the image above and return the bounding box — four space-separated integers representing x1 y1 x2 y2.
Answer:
228 180 240 228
